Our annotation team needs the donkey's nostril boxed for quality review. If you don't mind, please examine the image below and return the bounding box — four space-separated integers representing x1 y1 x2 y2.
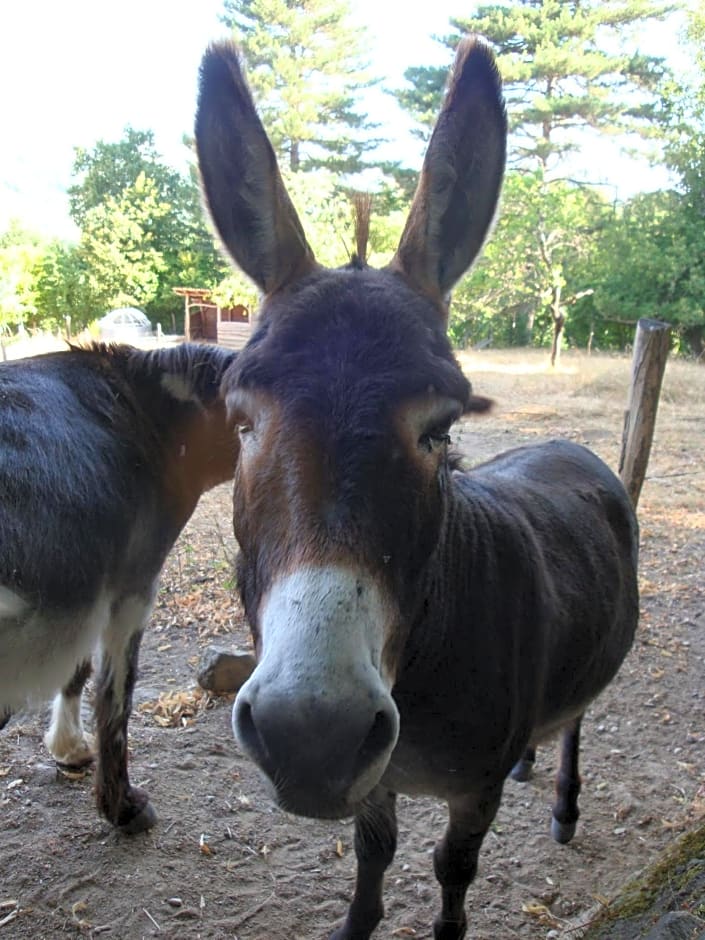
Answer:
234 698 266 763
354 708 396 776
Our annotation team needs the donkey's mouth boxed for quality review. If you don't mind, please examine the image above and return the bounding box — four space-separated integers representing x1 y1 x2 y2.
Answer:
250 750 386 821
272 782 362 821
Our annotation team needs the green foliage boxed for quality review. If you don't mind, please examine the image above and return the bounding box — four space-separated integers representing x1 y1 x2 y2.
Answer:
396 0 675 170
69 129 176 227
590 190 705 353
392 0 680 357
77 172 169 312
68 129 227 328
33 241 93 331
594 6 705 355
448 171 608 352
3 1 702 357
284 169 354 265
0 222 44 333
211 270 260 312
221 0 381 173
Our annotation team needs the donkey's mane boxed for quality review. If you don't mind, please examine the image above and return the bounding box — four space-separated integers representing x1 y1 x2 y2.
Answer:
349 192 372 268
72 342 234 405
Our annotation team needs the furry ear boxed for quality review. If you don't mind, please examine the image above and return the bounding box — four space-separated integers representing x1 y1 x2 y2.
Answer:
389 37 507 316
195 42 317 295
466 393 494 414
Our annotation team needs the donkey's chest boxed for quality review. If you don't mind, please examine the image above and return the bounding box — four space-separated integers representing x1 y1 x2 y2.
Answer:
382 702 529 798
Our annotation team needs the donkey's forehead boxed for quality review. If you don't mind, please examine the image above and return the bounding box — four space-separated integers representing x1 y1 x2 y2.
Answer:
224 267 471 407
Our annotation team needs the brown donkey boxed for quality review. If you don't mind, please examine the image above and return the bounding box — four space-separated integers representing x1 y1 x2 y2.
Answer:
1 343 236 831
196 38 639 940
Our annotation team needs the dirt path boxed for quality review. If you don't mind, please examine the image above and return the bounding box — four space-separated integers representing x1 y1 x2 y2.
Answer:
1 350 703 939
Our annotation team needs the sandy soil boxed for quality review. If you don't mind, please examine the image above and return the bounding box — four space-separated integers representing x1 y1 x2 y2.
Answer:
1 349 703 940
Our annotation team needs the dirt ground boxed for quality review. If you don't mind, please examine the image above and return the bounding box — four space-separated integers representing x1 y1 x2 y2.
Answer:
1 349 703 940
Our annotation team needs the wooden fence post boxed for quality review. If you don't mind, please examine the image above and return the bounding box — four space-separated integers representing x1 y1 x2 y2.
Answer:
619 318 671 509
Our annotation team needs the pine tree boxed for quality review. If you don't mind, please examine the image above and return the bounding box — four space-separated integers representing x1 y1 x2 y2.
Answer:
396 0 675 170
394 0 676 363
221 0 380 173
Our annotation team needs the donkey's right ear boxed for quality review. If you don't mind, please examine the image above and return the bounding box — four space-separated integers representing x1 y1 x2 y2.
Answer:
195 42 317 295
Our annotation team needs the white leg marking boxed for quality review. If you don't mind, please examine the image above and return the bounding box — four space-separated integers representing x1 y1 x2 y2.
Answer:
44 690 95 767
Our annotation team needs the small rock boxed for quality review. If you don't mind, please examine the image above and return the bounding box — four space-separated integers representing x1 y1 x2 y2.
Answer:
30 763 61 786
196 647 256 694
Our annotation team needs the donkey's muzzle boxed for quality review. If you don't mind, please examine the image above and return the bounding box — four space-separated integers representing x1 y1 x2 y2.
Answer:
233 683 399 818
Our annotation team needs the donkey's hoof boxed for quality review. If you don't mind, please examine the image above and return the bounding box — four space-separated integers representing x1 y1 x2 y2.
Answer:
433 913 468 940
510 757 534 782
49 734 96 769
119 800 157 834
113 788 158 834
551 816 577 844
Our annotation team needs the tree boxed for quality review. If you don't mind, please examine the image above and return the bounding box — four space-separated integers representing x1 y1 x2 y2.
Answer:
0 222 44 335
77 173 169 313
449 171 607 358
221 0 380 173
33 241 92 333
394 0 676 359
68 128 182 228
396 0 675 170
69 129 227 327
654 7 705 354
588 191 701 350
589 8 705 358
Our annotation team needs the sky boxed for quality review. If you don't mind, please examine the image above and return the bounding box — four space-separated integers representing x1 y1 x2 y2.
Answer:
0 0 679 240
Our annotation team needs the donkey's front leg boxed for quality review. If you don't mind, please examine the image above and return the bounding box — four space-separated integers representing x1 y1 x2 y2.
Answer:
330 787 397 940
94 595 157 833
433 785 504 940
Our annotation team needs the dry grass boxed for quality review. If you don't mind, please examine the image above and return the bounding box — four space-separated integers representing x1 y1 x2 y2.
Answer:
454 349 705 531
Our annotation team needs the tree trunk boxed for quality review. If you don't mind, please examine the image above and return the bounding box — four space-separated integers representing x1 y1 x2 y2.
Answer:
683 323 704 360
290 140 300 173
527 308 535 340
550 311 565 367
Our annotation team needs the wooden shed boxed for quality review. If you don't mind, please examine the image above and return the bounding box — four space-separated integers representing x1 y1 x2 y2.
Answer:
173 288 252 350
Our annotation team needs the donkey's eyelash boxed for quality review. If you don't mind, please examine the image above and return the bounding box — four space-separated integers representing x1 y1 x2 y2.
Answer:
418 428 452 453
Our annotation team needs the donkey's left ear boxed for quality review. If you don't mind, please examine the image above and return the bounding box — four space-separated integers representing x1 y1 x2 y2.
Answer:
195 42 317 295
389 37 506 309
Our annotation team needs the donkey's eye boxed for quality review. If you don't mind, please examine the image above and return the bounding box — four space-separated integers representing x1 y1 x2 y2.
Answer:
237 423 253 435
419 427 452 454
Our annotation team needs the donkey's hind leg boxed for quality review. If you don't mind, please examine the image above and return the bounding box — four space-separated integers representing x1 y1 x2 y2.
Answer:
94 593 157 834
551 715 582 844
509 745 536 782
44 658 94 767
